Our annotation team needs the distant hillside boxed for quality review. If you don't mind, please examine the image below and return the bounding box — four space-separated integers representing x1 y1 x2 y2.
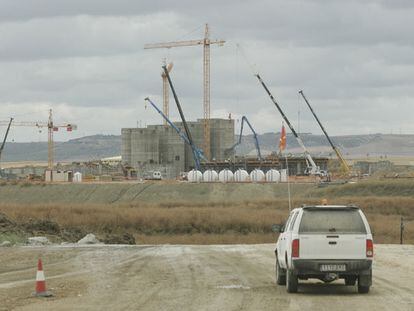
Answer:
237 133 414 158
2 135 121 162
2 133 414 163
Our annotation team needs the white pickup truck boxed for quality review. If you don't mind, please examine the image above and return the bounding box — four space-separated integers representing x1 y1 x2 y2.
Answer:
274 205 373 293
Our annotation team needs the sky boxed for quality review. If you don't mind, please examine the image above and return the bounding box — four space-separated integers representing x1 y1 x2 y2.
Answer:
0 0 413 142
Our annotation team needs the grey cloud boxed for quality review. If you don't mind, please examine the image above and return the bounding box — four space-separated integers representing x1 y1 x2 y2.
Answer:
0 0 414 141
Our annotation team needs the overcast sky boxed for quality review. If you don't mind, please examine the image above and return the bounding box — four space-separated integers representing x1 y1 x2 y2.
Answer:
0 0 413 142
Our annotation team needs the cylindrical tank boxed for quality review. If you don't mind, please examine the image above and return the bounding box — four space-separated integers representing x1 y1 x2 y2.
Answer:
234 169 249 182
266 169 280 183
187 170 202 183
250 169 265 182
218 169 234 183
73 172 82 183
203 169 218 182
280 169 288 182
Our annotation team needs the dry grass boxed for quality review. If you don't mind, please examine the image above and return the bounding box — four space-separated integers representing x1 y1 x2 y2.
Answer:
0 195 413 244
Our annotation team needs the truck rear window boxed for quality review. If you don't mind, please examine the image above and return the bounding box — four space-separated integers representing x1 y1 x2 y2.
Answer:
299 209 367 234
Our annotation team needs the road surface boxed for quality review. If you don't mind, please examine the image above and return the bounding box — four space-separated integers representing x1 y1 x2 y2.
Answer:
0 244 413 310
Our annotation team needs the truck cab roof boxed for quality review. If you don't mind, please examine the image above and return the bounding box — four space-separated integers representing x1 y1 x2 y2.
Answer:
301 205 360 210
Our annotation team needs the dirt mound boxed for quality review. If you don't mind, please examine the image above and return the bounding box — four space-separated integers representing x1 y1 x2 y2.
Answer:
102 233 136 245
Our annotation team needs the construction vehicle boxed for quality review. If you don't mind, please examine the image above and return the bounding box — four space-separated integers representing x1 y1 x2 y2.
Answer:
255 74 321 175
144 97 206 171
145 24 225 160
299 90 350 174
228 116 262 160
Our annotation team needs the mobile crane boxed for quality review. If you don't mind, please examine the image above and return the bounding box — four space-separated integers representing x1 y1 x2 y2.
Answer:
255 74 321 175
228 116 262 160
162 65 206 171
299 90 350 174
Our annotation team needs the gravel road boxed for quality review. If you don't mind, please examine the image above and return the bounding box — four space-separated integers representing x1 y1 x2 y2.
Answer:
0 244 413 310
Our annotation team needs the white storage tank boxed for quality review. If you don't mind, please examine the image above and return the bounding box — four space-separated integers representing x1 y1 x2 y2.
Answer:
203 169 218 182
280 169 288 182
234 169 249 182
250 169 265 182
73 172 82 183
266 169 280 183
218 169 234 183
187 170 202 183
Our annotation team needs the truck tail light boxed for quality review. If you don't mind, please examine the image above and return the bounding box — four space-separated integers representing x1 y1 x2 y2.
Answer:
366 239 373 257
292 239 300 258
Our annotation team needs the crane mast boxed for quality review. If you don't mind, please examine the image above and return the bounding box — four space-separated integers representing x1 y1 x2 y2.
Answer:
255 74 319 175
299 90 350 174
161 61 173 127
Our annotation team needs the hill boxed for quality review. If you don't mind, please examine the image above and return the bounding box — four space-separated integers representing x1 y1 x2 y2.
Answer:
1 133 414 163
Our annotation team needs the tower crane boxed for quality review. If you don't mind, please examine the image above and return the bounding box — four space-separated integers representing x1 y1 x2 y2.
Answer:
299 90 350 174
161 61 173 127
255 74 321 175
0 118 13 169
228 116 262 160
0 109 77 170
144 23 225 160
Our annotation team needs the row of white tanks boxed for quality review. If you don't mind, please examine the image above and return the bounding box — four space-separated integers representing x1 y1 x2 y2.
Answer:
187 169 287 183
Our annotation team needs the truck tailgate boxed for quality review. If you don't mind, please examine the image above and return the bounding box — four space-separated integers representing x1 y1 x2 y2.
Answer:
299 234 366 260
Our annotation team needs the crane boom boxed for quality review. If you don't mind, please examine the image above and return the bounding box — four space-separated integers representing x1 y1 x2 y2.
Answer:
144 39 225 49
230 116 262 160
299 90 350 173
162 65 203 170
0 118 13 168
255 74 319 175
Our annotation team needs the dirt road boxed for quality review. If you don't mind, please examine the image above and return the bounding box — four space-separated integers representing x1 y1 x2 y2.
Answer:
0 244 413 310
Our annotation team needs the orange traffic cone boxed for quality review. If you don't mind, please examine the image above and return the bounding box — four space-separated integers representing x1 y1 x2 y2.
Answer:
34 258 53 297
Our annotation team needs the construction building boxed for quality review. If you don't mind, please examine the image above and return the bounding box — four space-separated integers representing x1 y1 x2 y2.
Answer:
122 118 235 179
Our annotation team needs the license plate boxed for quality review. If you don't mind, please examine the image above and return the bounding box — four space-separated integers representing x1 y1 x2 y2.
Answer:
320 264 346 272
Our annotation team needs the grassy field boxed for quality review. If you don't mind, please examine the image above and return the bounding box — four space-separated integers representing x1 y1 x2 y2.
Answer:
0 179 413 244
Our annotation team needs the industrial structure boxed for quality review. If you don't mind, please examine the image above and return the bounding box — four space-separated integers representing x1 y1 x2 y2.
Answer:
122 118 235 179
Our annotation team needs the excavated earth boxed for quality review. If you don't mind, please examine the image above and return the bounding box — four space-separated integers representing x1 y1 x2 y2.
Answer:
0 244 413 311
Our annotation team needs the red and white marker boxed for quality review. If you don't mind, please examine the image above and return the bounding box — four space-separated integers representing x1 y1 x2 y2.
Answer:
34 258 53 297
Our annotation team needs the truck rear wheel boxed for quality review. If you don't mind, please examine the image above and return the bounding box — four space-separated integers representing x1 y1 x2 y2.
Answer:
276 257 286 285
286 269 298 293
358 283 370 293
345 276 357 286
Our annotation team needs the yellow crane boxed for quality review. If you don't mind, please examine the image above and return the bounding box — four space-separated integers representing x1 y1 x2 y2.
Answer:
161 61 173 127
0 109 77 170
144 24 225 160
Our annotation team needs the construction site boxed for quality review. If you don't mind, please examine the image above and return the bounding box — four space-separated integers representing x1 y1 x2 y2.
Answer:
1 15 414 311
